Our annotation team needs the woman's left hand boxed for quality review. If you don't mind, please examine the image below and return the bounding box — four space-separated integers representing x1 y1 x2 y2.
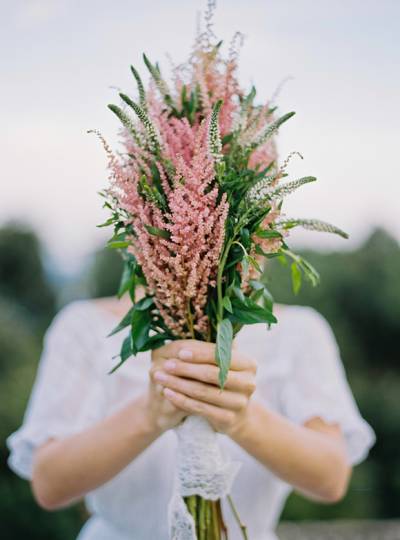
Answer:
153 339 257 436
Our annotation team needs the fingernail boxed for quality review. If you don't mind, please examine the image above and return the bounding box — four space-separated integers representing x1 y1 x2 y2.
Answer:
154 371 168 382
164 360 176 371
178 348 193 360
164 388 175 398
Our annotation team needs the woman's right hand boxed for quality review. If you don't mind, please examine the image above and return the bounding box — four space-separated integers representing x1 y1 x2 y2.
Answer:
146 346 187 432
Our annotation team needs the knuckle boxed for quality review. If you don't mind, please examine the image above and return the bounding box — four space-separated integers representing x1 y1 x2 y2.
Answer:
222 410 235 428
179 395 189 410
237 394 248 409
172 360 186 376
203 366 217 384
248 358 257 373
193 384 208 401
245 378 256 395
192 400 205 414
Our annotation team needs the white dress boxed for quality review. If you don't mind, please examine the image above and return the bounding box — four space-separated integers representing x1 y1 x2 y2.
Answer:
7 300 375 540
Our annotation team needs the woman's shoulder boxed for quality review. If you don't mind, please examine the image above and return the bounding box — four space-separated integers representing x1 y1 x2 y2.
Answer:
267 303 333 341
47 298 117 341
276 303 327 325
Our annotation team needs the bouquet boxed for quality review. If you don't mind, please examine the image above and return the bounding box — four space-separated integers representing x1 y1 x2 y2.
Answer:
91 2 347 538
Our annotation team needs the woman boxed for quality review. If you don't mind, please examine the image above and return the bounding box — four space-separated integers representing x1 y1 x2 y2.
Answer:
7 289 375 540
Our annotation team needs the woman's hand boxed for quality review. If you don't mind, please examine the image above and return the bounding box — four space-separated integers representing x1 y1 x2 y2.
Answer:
150 339 257 436
146 347 189 433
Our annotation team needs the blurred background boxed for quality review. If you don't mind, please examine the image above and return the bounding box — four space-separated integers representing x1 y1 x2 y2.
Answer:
1 0 399 538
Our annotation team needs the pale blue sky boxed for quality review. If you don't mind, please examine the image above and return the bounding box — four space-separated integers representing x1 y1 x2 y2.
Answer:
2 0 399 271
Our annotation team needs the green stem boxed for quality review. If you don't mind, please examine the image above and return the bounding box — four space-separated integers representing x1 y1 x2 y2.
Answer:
227 495 248 540
216 238 234 322
205 500 212 540
186 495 197 528
211 501 221 540
199 497 206 540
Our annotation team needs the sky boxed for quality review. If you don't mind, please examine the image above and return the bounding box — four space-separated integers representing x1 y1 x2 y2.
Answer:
2 0 399 272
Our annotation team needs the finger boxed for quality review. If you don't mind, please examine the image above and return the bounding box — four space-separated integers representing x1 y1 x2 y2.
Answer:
154 339 257 371
163 387 236 428
154 371 248 410
162 360 256 394
176 343 256 371
152 339 200 360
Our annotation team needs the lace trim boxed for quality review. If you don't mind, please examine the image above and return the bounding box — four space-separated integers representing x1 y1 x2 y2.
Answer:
168 416 241 540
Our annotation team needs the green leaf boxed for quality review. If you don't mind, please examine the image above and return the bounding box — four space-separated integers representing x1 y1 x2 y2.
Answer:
144 224 171 239
107 307 134 337
134 295 155 311
221 133 234 145
250 287 264 303
248 279 264 291
117 261 134 298
131 309 151 354
291 262 302 295
248 255 263 273
262 287 274 311
241 256 249 276
232 286 246 303
108 335 133 374
249 280 274 310
107 241 129 249
256 229 282 239
97 217 116 228
216 319 233 388
139 333 172 351
222 296 233 314
229 297 277 325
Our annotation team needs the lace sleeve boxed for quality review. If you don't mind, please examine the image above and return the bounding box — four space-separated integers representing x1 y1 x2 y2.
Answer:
6 301 105 480
280 307 375 466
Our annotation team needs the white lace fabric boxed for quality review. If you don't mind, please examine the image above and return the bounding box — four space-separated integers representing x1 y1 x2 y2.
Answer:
169 415 241 539
6 301 376 540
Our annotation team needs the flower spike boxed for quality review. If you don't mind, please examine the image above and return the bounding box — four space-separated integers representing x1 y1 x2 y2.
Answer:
119 93 162 152
248 111 295 150
130 65 147 110
208 99 223 163
268 176 316 200
107 104 142 146
278 218 349 239
143 53 172 103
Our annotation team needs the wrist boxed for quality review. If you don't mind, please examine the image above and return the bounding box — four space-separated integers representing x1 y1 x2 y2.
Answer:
126 393 164 440
228 400 268 443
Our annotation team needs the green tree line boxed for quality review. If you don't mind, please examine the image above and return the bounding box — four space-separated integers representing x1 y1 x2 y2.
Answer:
0 224 398 538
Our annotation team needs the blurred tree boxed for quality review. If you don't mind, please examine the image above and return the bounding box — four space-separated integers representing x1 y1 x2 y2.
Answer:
0 223 56 330
0 225 81 539
264 229 400 520
86 246 123 299
2 226 400 537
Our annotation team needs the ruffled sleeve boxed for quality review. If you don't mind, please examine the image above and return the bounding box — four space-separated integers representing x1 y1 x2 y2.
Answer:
279 306 375 466
6 301 105 480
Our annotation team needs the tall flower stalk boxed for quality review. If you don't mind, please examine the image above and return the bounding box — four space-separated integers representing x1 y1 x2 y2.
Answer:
92 2 348 538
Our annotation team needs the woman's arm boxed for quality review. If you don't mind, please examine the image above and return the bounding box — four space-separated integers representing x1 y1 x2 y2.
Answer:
155 340 352 503
231 403 351 502
31 373 186 510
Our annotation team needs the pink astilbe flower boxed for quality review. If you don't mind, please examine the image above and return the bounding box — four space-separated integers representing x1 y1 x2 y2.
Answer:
188 43 242 136
111 117 228 339
248 139 278 171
